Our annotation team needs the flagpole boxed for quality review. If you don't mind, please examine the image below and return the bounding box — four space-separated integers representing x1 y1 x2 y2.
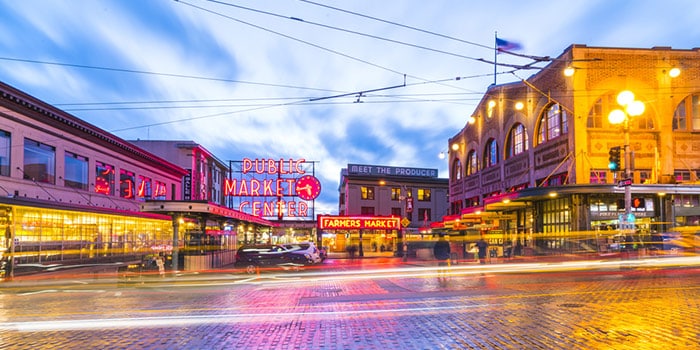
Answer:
494 31 497 85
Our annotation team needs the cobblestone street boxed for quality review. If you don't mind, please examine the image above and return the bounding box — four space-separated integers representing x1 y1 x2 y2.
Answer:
1 259 699 349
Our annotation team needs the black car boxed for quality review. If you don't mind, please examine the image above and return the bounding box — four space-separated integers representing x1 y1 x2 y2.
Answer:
235 244 314 274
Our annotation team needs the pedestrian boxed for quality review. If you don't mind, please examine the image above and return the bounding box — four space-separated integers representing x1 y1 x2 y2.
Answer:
433 234 451 280
156 254 165 277
476 235 488 265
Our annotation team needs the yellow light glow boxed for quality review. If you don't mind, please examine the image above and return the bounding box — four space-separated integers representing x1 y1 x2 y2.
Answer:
451 143 460 151
608 109 626 125
669 67 681 78
514 102 524 110
627 100 645 116
617 90 635 106
487 100 496 108
564 66 575 77
467 116 476 124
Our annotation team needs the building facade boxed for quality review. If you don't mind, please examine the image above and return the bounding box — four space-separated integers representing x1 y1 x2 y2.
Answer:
336 163 449 255
0 82 275 278
446 45 700 256
128 140 229 206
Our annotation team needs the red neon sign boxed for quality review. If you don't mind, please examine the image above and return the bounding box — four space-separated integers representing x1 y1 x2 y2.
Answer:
317 215 400 230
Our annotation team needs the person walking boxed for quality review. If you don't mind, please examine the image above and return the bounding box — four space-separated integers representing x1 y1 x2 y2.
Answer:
476 235 488 265
433 234 451 280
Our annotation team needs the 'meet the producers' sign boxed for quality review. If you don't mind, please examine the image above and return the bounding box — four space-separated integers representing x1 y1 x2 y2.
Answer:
347 164 438 178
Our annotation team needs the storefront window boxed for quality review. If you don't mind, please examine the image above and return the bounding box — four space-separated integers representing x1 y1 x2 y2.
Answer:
120 169 135 199
23 138 55 184
138 175 152 200
95 161 114 195
154 180 167 200
64 152 88 190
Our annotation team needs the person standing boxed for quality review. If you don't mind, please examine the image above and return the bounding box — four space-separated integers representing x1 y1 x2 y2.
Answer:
433 234 451 279
156 254 165 277
476 235 488 265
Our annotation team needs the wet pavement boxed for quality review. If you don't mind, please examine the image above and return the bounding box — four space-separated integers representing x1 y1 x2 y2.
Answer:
1 255 699 349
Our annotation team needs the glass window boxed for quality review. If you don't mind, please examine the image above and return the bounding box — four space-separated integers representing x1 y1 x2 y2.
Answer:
391 188 401 201
590 170 607 184
537 104 568 145
483 138 498 168
120 169 135 199
418 208 431 222
506 123 528 158
452 159 462 180
391 207 401 216
23 138 55 184
418 188 431 201
64 152 88 190
137 175 152 200
361 186 375 200
467 150 478 175
95 161 115 195
360 206 375 215
673 93 700 131
154 180 167 200
0 130 10 177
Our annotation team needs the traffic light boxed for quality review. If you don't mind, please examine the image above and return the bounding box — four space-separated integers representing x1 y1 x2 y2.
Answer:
608 146 621 171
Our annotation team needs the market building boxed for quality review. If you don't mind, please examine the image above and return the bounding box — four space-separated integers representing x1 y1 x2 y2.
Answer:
445 44 700 258
335 163 449 256
0 81 274 278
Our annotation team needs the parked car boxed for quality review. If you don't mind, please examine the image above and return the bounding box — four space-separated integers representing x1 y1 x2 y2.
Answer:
235 244 314 274
284 242 323 264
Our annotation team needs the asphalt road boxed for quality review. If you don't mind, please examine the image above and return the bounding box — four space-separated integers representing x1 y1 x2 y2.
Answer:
1 257 699 349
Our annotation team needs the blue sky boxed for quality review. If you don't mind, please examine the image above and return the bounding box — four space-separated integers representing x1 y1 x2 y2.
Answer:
1 0 699 215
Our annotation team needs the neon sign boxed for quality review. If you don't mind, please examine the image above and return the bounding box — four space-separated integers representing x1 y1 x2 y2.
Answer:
317 215 400 230
225 158 321 219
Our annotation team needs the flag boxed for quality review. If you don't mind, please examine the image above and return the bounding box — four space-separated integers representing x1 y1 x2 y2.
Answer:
496 37 522 51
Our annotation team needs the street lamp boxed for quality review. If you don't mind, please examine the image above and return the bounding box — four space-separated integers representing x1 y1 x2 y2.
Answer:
379 180 411 261
608 90 645 231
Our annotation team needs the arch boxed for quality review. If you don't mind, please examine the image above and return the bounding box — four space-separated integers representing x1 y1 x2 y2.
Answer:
451 158 462 180
673 93 700 131
482 138 498 168
587 92 655 131
466 149 478 175
536 103 568 146
505 122 529 159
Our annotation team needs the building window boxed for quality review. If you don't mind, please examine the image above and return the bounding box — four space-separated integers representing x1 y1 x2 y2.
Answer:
467 150 478 175
537 103 568 145
506 123 528 158
452 159 462 180
418 188 431 201
418 208 431 222
483 138 498 168
137 175 152 200
391 188 401 201
360 206 375 215
23 138 55 184
674 194 700 208
64 152 88 191
590 170 608 184
675 170 698 183
120 169 135 199
95 161 115 195
0 130 10 177
639 170 652 184
154 181 167 200
673 93 700 131
391 207 402 217
361 186 375 200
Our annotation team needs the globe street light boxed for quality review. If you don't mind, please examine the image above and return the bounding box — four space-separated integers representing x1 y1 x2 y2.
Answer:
608 90 645 230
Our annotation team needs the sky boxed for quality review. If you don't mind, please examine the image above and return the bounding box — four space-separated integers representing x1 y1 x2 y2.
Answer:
0 0 699 215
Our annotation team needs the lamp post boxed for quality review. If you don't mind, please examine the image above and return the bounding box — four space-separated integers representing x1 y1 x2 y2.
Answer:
379 180 410 260
608 90 645 231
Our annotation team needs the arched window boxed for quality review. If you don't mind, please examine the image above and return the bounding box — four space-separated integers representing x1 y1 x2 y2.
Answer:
466 150 478 175
673 93 700 131
588 94 654 130
483 138 498 168
537 104 568 145
452 158 462 180
506 123 528 158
